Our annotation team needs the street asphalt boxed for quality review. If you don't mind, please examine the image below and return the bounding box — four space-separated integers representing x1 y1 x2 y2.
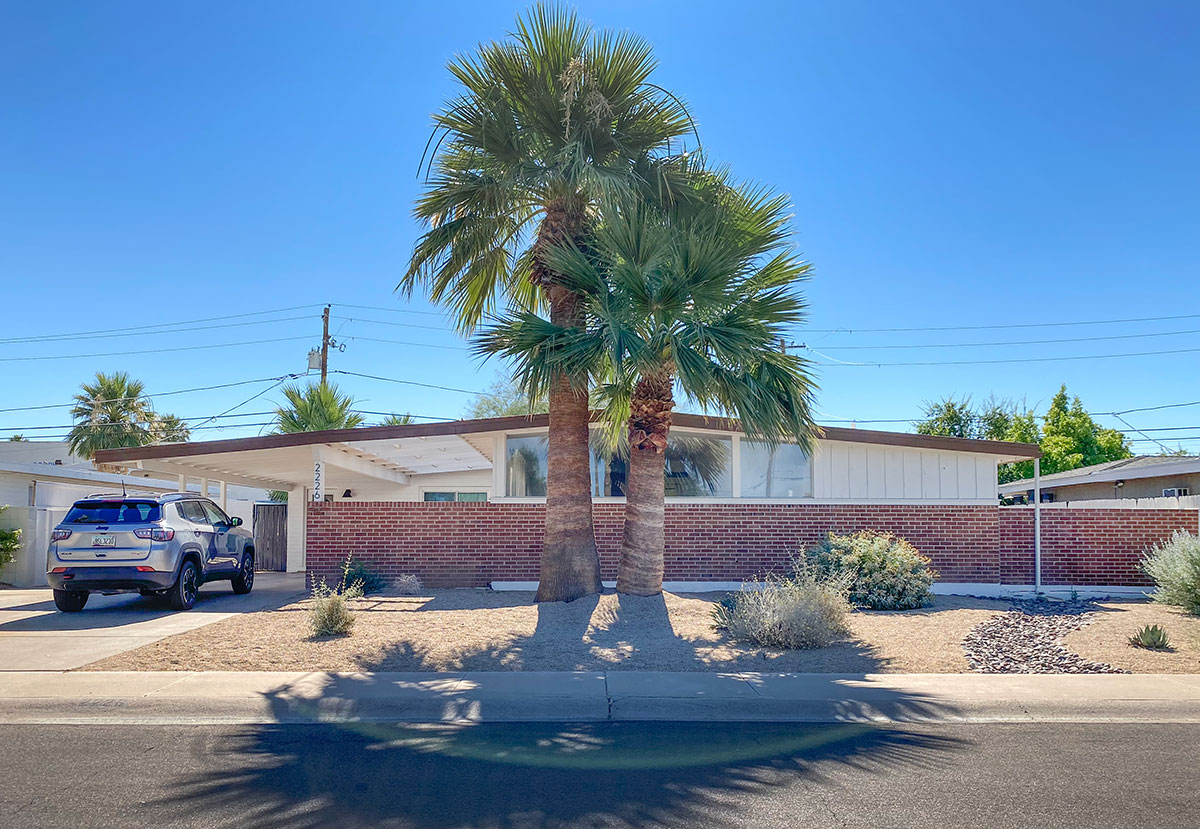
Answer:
1 721 1196 828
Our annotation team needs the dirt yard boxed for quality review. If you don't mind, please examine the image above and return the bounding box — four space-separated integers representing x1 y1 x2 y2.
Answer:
1066 600 1200 674
83 590 1013 673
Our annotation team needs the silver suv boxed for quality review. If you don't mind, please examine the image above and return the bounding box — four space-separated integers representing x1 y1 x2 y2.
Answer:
47 492 256 612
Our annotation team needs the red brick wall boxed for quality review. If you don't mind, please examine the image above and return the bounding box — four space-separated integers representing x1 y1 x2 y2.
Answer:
998 507 1197 586
306 501 1000 587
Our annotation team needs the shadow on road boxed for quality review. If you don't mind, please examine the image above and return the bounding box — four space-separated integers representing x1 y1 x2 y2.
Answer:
152 715 966 828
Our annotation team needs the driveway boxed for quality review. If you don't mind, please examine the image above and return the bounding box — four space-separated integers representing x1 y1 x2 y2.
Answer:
0 572 305 670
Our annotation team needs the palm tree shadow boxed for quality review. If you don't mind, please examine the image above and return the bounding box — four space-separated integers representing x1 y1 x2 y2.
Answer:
151 701 968 828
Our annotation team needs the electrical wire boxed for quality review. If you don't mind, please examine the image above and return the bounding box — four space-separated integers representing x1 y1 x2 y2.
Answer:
803 326 1200 351
344 335 468 351
804 344 1200 367
802 311 1200 334
0 335 313 363
330 369 495 398
0 375 304 414
0 315 314 346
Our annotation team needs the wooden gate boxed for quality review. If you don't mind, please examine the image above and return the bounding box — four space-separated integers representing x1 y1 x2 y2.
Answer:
252 503 288 571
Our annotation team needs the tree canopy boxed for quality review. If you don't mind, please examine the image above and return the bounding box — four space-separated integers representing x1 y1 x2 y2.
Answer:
67 371 190 459
466 376 549 419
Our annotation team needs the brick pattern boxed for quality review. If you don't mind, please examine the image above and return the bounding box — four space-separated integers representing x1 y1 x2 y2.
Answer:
998 508 1197 586
306 501 999 588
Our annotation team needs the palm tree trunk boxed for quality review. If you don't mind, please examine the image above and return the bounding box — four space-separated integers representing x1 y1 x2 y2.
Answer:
533 197 602 603
617 372 674 596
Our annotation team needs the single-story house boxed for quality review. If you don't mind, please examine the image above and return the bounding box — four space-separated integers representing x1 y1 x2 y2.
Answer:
0 441 267 587
999 456 1200 504
91 414 1200 593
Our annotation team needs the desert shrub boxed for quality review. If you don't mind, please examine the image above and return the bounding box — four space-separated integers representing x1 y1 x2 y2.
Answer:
1128 624 1171 650
712 566 851 650
339 553 386 595
309 578 355 636
803 531 937 610
0 506 21 572
1142 530 1200 615
394 573 423 595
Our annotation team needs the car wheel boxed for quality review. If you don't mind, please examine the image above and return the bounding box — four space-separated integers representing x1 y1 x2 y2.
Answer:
53 589 88 612
169 560 200 611
231 553 255 595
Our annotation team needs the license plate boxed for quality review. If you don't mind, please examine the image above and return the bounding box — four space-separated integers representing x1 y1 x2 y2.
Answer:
91 535 116 547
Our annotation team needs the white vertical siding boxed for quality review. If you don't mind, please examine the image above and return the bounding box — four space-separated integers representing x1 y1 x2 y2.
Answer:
811 440 998 502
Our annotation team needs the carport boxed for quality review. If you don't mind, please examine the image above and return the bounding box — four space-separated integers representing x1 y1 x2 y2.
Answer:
93 421 500 572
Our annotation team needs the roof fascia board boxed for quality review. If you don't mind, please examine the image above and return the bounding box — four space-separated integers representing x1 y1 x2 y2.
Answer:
999 458 1200 493
314 444 411 486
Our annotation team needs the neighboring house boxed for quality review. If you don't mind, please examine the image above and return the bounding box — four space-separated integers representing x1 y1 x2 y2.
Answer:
95 415 1053 589
0 441 268 587
998 456 1200 504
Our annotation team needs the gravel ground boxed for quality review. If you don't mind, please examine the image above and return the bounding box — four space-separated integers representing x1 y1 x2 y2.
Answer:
1064 599 1200 674
81 590 1008 674
963 599 1124 674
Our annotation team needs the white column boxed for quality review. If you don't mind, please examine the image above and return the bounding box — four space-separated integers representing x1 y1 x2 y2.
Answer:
200 477 209 499
218 479 227 510
1033 457 1042 594
312 447 325 502
286 487 307 572
178 474 187 493
730 434 742 498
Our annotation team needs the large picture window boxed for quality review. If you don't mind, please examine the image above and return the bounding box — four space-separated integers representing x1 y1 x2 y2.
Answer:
740 440 812 498
505 435 548 497
588 432 732 498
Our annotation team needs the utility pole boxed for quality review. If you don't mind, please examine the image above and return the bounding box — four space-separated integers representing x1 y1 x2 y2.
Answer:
320 305 331 386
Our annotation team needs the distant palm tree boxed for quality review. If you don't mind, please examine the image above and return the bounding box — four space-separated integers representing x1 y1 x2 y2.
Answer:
67 372 155 459
150 413 191 444
401 4 694 602
274 382 365 434
478 171 817 595
379 413 413 426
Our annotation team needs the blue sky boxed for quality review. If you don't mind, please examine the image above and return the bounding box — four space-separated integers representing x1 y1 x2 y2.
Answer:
2 1 1198 450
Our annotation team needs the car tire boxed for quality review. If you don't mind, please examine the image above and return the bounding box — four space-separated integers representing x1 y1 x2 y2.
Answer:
53 589 88 613
169 560 200 611
231 553 255 595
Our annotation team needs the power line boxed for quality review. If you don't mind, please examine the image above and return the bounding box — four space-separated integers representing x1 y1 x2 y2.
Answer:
0 304 325 345
330 369 494 398
344 335 468 352
0 375 302 414
0 315 313 346
806 326 1200 351
802 311 1200 334
0 335 312 363
804 344 1200 367
332 303 449 318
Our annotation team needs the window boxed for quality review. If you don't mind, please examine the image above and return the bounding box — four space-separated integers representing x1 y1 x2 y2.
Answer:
178 500 210 525
506 435 548 496
63 500 160 524
424 492 487 502
1164 487 1190 497
200 501 232 526
740 441 812 498
588 432 732 497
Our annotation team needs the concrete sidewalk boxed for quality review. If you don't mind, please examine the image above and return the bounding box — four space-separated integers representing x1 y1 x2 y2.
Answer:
0 671 1197 724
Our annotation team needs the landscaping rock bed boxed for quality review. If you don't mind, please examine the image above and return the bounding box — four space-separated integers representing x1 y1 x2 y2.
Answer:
963 599 1125 674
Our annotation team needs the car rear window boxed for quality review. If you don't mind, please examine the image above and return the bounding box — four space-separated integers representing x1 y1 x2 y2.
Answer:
63 500 161 524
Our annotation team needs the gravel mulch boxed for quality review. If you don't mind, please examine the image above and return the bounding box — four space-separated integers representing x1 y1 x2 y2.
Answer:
962 599 1125 674
1065 599 1200 674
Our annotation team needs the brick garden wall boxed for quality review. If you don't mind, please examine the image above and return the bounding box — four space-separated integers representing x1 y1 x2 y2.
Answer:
998 507 1198 586
306 501 1000 588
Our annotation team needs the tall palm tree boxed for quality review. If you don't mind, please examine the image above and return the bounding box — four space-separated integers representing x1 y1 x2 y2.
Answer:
67 372 156 459
478 173 818 595
274 382 365 434
401 5 694 602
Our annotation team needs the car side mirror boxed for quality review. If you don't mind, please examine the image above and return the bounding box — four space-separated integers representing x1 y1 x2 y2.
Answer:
230 517 243 527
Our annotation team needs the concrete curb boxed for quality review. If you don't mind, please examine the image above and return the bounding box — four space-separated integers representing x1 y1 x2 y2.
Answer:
0 671 1197 725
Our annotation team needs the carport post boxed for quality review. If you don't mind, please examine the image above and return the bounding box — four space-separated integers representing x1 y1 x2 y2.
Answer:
177 474 186 493
1033 457 1042 594
218 479 227 510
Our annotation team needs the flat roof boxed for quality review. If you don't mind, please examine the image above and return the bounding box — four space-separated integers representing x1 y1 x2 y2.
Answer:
95 412 1040 468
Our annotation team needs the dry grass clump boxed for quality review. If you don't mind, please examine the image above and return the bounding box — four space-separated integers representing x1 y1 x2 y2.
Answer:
713 568 851 650
309 580 354 637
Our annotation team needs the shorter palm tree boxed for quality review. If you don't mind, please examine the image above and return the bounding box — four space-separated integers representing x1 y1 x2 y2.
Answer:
274 382 365 433
478 173 818 595
379 413 414 426
68 372 155 459
150 413 191 444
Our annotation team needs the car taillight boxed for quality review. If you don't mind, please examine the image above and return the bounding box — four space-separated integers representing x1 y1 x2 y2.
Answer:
133 528 174 542
135 566 156 572
51 529 72 541
50 567 67 573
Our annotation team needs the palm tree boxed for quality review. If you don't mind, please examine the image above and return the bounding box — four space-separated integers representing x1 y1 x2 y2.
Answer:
274 382 365 434
478 173 818 595
150 413 191 444
401 5 694 602
379 413 413 426
67 372 156 459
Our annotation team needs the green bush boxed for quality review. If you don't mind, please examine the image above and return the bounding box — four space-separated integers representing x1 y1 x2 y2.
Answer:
803 531 937 610
712 566 851 650
1142 530 1200 615
1128 624 1171 650
0 506 21 573
340 553 387 595
309 578 355 637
